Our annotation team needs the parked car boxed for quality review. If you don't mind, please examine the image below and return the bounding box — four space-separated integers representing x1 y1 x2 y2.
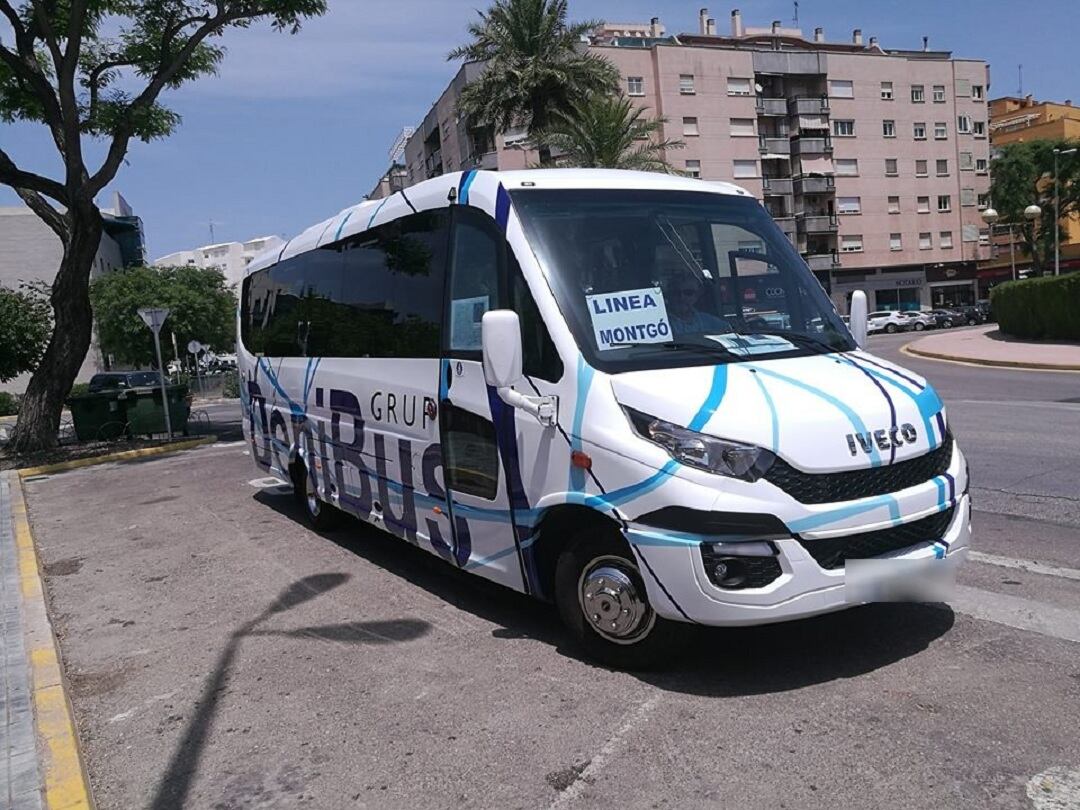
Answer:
87 371 163 393
951 305 984 326
929 309 957 328
901 311 936 331
867 310 911 334
976 300 994 322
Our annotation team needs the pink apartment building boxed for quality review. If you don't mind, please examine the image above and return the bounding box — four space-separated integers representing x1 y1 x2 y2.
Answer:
397 9 992 313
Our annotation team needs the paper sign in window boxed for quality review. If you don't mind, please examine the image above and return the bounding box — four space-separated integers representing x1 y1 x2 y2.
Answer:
586 287 672 351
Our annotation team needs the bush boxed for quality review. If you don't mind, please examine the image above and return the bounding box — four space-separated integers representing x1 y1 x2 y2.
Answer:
222 373 240 399
991 273 1080 340
68 383 90 398
0 391 17 416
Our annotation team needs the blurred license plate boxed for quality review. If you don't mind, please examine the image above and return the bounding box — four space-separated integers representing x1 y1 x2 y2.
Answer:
845 555 955 603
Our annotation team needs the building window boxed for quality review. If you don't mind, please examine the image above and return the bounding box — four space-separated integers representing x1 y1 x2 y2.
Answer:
679 74 695 94
627 76 644 96
960 188 976 207
940 231 954 248
934 121 948 139
888 195 901 213
837 196 862 215
933 85 946 103
880 81 894 100
976 157 988 174
882 119 896 138
890 233 903 251
729 117 755 137
913 122 926 140
911 84 925 103
962 224 979 242
685 159 701 178
835 158 859 176
833 119 856 137
972 84 984 101
936 159 949 176
683 116 699 136
733 159 758 178
937 195 952 212
919 232 933 250
840 235 864 253
956 79 972 97
957 114 972 133
977 191 990 210
959 151 974 170
829 79 854 98
916 160 928 177
917 196 931 213
885 158 898 176
727 77 752 96
973 120 986 137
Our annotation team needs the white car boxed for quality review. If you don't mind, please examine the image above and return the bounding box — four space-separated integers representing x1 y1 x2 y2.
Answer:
901 311 935 331
867 310 910 334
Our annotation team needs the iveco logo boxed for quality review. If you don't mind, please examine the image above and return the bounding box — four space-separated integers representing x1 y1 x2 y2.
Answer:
846 423 918 455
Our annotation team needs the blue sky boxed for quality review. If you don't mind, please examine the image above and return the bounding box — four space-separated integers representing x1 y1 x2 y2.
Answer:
1 0 1073 258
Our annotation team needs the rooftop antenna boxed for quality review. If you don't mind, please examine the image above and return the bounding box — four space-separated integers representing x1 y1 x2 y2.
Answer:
1017 63 1023 95
793 0 799 26
209 218 223 244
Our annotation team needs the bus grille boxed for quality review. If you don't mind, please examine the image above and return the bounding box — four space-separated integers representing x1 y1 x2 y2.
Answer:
795 506 956 570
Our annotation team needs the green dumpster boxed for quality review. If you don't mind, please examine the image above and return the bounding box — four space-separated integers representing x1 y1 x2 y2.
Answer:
124 384 190 437
66 391 129 441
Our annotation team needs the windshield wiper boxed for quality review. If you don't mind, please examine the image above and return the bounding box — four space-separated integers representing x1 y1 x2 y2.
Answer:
735 330 843 355
605 340 739 359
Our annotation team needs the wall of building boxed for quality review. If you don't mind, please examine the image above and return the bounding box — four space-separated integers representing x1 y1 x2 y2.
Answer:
153 235 284 288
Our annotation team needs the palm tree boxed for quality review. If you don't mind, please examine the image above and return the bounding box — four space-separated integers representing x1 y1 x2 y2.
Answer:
448 0 619 135
533 94 685 172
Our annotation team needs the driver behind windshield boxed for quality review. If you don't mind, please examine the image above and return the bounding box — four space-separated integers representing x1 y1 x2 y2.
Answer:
656 245 730 337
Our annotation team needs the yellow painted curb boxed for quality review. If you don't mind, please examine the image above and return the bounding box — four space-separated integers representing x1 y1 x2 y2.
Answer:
901 343 1080 372
10 475 95 810
17 435 218 478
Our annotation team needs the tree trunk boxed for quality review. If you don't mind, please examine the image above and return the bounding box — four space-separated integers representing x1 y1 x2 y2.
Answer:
8 204 102 454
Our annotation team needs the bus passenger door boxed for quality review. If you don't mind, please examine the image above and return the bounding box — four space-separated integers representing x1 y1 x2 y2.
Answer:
437 207 528 593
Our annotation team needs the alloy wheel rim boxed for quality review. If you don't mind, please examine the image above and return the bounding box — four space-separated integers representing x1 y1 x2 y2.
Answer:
577 555 655 645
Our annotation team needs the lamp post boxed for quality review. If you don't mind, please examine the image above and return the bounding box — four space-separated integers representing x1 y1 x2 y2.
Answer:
1052 146 1077 276
1025 203 1042 278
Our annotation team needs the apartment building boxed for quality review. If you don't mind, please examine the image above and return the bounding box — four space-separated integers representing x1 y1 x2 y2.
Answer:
396 8 991 313
153 235 285 289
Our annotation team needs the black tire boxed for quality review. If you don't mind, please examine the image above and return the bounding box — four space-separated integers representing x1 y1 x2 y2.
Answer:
885 323 898 334
554 529 696 670
967 317 977 326
293 459 341 531
914 322 925 331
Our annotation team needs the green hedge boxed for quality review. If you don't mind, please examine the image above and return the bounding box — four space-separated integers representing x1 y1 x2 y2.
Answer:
991 273 1080 340
0 391 17 417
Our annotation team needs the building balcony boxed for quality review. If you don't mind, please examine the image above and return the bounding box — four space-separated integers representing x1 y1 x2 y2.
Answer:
463 151 499 170
788 96 830 115
773 216 797 244
804 252 841 270
758 136 791 155
755 97 788 116
762 176 793 195
797 213 838 234
790 136 832 156
794 175 835 195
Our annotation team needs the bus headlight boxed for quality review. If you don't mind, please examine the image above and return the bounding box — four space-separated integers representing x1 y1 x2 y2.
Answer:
624 407 775 482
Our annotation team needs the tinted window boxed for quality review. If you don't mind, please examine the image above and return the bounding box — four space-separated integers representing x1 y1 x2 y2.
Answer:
447 211 500 352
509 252 563 382
442 404 499 499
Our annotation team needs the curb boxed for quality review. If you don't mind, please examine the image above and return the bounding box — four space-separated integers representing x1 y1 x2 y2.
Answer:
17 435 218 478
902 343 1080 372
9 474 95 809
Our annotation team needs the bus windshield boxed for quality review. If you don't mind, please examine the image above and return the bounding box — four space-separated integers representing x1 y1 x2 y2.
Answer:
510 188 853 372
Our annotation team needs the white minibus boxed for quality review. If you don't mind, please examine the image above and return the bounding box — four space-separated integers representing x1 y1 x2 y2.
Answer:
239 169 969 668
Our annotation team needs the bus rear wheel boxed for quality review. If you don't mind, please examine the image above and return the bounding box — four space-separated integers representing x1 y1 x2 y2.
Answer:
554 529 695 670
292 459 341 531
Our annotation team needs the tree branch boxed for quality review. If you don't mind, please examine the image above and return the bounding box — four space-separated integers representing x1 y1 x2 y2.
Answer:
29 0 83 170
0 146 69 202
0 34 68 155
14 186 68 242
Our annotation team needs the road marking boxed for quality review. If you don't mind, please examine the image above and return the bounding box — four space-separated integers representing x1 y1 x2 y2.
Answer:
1027 765 1080 809
969 551 1080 582
950 585 1080 645
548 692 661 809
953 399 1080 411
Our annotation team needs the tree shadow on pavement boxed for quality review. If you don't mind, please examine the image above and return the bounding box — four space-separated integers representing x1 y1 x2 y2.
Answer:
148 572 430 810
253 490 956 697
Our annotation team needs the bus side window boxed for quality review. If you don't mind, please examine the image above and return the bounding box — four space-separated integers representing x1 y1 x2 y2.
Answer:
508 252 563 382
447 212 500 353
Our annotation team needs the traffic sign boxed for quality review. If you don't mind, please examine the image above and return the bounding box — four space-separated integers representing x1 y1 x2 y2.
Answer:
137 307 170 334
188 340 203 355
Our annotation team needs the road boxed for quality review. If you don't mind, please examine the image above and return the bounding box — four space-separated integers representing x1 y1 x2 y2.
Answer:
20 339 1080 810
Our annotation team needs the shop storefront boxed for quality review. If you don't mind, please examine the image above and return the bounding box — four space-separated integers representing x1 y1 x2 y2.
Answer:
830 269 927 314
926 263 978 307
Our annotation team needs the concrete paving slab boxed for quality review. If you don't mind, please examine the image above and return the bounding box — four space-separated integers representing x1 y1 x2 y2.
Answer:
907 324 1080 370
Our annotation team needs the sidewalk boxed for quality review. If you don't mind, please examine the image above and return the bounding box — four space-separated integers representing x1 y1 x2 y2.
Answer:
905 324 1080 371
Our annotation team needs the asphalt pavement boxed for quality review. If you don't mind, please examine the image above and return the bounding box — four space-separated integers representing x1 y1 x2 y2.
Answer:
16 340 1080 809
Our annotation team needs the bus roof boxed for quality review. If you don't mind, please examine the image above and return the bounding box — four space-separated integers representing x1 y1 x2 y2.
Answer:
244 168 753 278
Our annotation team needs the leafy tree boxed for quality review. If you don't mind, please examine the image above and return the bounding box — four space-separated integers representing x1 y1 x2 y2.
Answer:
448 0 618 137
533 94 683 172
0 281 51 382
0 0 326 453
990 139 1080 274
90 265 236 368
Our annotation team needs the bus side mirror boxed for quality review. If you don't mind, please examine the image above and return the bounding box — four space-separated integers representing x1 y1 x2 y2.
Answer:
849 290 868 349
482 310 523 388
481 309 559 428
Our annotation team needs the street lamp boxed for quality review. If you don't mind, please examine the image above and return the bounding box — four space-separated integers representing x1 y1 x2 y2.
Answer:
1023 204 1041 280
981 205 999 270
1052 146 1077 276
